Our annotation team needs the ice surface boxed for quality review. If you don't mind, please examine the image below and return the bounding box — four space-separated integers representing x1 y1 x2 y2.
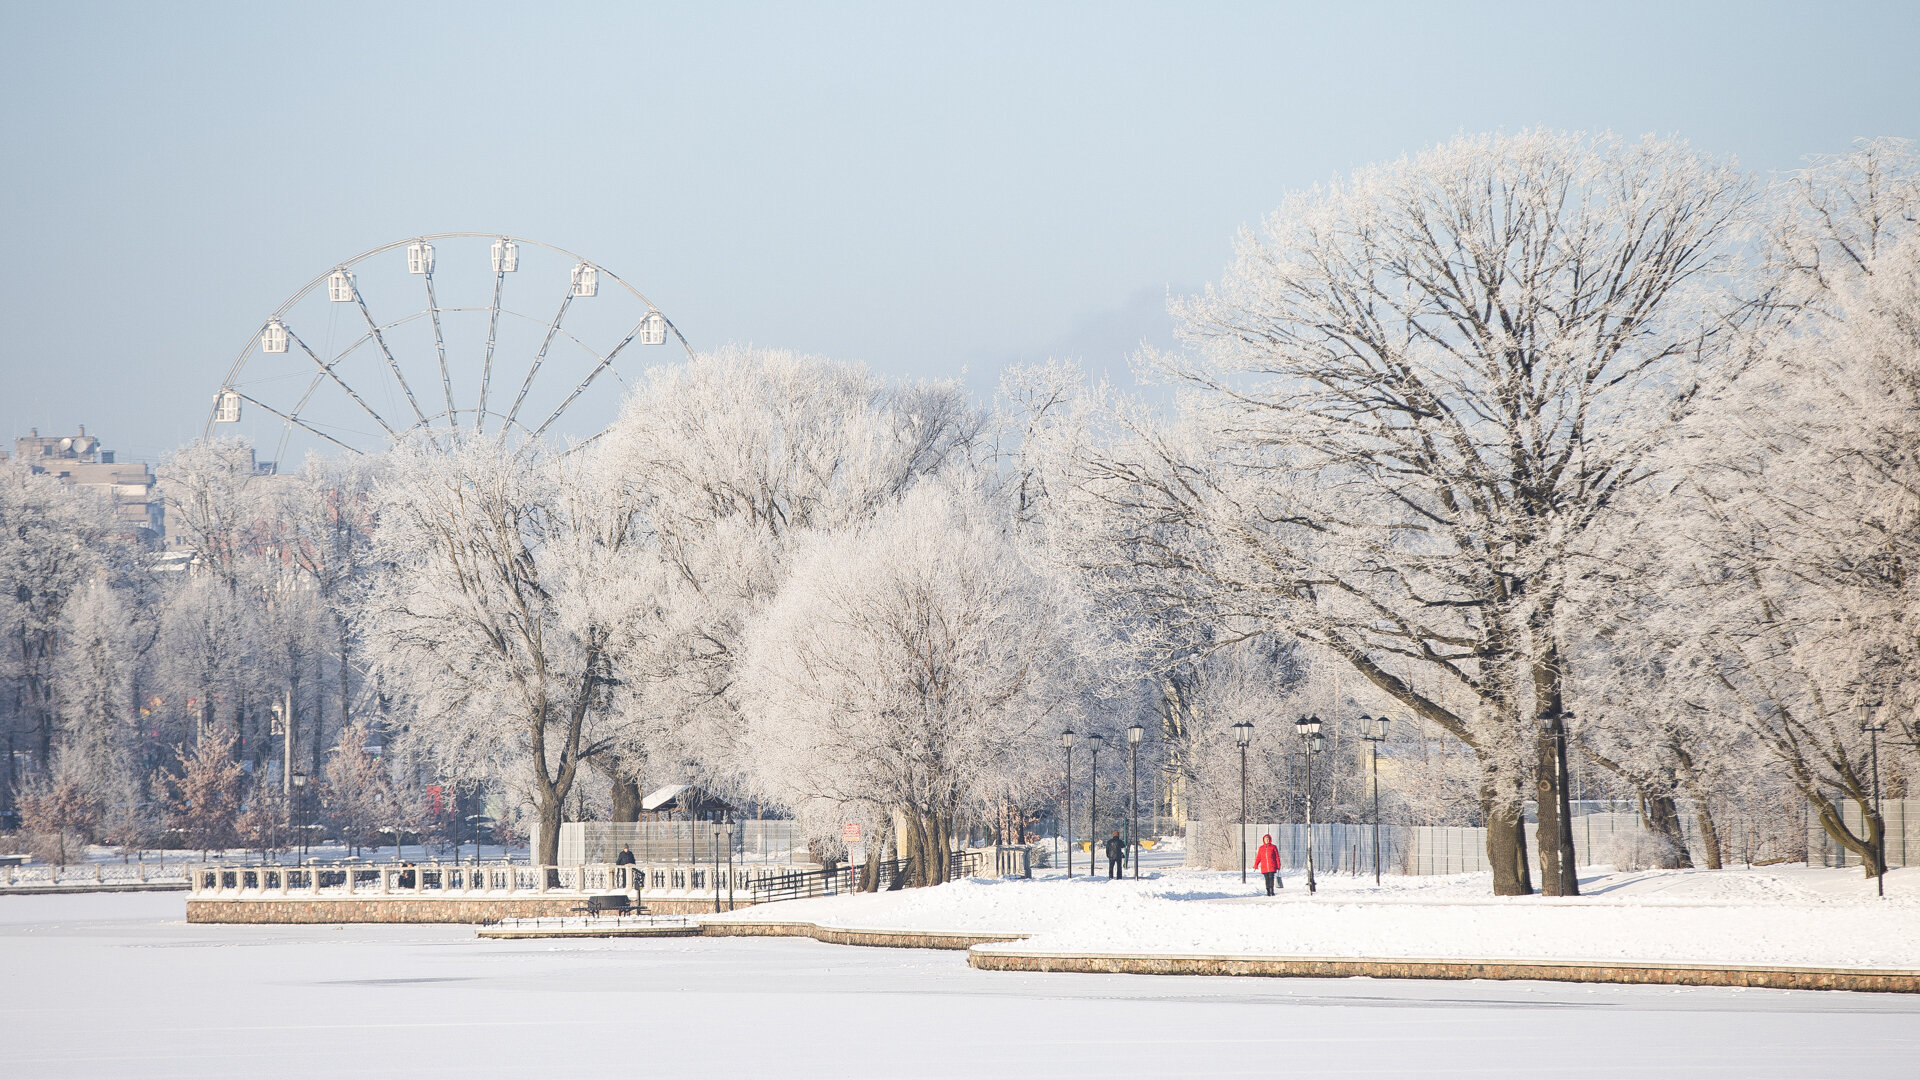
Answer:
2 889 1918 1079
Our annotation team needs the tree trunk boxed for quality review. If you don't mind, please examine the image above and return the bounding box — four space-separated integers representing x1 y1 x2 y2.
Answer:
861 816 893 892
610 773 642 823
922 810 951 886
1482 761 1534 895
1643 792 1695 868
534 794 562 867
1486 801 1534 895
1809 791 1885 878
1694 799 1724 870
1668 741 1721 869
1530 653 1580 896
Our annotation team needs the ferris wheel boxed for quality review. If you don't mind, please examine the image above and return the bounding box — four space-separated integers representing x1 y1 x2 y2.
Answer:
206 233 692 464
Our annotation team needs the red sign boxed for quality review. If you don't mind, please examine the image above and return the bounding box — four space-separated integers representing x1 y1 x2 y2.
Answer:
842 823 862 843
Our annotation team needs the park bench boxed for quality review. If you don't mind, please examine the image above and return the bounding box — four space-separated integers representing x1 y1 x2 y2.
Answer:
573 893 637 917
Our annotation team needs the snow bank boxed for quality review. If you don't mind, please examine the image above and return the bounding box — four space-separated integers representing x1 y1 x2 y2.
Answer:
704 865 1920 969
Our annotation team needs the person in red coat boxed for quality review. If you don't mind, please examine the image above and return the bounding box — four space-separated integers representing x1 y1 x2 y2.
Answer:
1255 834 1282 895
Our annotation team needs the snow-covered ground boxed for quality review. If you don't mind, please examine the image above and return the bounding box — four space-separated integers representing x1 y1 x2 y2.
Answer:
711 864 1920 970
3 890 1918 1078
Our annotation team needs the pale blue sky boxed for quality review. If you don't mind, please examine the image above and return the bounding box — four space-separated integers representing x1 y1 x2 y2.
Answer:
3 2 1916 462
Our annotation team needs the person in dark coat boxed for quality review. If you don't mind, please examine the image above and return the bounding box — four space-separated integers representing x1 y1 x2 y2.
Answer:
1255 833 1282 895
1103 831 1126 879
614 845 636 865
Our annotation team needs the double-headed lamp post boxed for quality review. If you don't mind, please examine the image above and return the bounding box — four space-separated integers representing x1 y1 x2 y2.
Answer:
1295 716 1324 894
1358 715 1391 885
1061 729 1076 877
1127 723 1145 880
1232 721 1254 882
1088 733 1105 874
1862 710 1889 898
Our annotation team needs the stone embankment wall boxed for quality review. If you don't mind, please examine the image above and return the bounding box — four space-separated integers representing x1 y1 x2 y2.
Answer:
966 950 1920 994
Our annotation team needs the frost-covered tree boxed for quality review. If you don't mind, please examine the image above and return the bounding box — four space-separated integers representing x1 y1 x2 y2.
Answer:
1621 140 1920 877
51 582 151 845
272 455 379 774
158 439 265 590
358 435 664 864
15 753 103 864
0 467 122 775
597 347 987 804
739 479 1088 885
1029 131 1762 894
169 726 244 858
323 719 399 855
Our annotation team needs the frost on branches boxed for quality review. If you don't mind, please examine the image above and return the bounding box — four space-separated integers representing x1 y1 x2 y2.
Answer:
739 479 1089 886
1025 132 1765 894
359 435 667 864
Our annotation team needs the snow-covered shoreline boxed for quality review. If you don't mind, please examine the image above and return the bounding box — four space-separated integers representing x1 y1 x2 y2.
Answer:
704 865 1920 970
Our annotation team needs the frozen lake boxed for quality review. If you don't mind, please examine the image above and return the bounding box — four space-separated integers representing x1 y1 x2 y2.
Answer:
3 892 1916 1078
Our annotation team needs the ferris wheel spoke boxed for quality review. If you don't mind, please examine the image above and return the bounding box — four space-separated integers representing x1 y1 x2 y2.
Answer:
476 270 507 433
275 371 330 466
286 329 398 437
505 287 577 429
224 235 678 455
350 281 429 428
529 324 640 439
423 270 456 428
230 392 362 455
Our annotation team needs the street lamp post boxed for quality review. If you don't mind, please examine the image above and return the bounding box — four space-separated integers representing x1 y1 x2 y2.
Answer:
1088 734 1105 876
1295 716 1323 895
1127 723 1144 880
1359 715 1391 885
1863 712 1889 897
1232 721 1253 883
291 772 309 863
1061 730 1076 877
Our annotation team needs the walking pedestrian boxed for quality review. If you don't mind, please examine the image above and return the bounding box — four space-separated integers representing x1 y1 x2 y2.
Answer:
1255 833 1282 895
615 845 636 866
1103 831 1126 879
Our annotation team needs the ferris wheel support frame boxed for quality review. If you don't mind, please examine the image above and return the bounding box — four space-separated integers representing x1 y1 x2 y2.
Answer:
205 232 695 453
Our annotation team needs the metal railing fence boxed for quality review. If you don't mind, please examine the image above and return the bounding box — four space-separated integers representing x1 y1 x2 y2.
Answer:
1 862 194 888
558 820 804 865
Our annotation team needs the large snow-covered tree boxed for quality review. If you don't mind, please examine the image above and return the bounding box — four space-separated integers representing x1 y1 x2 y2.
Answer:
0 467 124 775
739 478 1088 884
596 347 987 804
1031 131 1762 894
1625 140 1920 877
358 434 665 864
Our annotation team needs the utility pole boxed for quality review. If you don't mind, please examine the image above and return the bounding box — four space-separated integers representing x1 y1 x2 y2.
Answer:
1061 730 1075 877
1088 734 1104 875
1232 722 1253 883
1360 715 1390 886
1297 716 1323 894
282 687 294 798
1127 724 1144 880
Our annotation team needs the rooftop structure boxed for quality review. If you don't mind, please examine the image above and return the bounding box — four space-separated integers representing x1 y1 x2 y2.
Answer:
3 426 163 543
